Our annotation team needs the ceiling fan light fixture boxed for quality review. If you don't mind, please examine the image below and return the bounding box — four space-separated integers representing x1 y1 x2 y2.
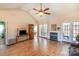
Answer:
38 12 44 16
33 3 51 16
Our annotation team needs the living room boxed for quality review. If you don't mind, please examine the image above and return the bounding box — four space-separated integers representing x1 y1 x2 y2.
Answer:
0 3 79 56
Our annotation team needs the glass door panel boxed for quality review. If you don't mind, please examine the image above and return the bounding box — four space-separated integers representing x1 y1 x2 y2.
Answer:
62 23 70 41
41 24 48 37
73 22 79 41
39 24 48 38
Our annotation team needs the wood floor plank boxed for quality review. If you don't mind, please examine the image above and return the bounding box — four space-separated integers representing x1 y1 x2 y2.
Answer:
0 37 70 56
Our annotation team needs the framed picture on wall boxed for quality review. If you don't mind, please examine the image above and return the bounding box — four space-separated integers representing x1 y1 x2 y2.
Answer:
51 24 57 31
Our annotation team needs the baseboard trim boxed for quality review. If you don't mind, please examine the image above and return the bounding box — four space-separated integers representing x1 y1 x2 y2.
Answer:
62 41 71 44
7 39 28 46
38 36 49 40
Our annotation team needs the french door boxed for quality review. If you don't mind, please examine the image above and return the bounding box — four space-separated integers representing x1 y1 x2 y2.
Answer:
39 24 48 38
62 22 79 42
62 23 71 42
73 22 79 41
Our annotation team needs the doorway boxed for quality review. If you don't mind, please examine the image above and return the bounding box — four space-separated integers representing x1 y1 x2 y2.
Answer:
33 24 48 39
39 24 48 38
0 21 5 45
62 22 79 42
62 23 71 42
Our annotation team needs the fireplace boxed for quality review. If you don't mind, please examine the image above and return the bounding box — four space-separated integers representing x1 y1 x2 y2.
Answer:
19 30 27 36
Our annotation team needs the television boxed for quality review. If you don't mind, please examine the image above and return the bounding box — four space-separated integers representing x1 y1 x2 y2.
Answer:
19 30 27 36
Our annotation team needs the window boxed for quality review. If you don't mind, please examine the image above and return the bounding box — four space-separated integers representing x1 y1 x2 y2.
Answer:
62 23 70 40
73 22 79 41
62 21 79 41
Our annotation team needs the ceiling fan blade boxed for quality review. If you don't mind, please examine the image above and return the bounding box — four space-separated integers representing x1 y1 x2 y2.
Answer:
44 8 49 11
44 12 51 15
33 8 39 11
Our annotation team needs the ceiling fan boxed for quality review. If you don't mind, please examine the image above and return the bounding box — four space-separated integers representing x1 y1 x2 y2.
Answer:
33 3 51 16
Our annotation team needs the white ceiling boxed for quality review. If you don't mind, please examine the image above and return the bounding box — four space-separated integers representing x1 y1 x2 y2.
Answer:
0 3 79 23
0 3 78 15
0 3 25 9
21 3 79 22
0 3 78 11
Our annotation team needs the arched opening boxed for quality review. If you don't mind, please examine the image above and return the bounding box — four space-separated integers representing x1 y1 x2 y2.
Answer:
0 21 6 45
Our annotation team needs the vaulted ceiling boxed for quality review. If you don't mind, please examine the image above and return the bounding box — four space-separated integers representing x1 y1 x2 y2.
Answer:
0 3 79 23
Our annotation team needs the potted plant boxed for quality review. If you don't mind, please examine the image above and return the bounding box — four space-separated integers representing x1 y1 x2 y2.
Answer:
76 35 79 41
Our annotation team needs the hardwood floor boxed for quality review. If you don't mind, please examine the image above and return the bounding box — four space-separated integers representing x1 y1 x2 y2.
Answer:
0 37 70 56
0 37 5 45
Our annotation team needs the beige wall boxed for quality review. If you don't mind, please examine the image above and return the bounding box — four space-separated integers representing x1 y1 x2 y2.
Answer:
48 11 79 31
0 9 36 42
0 7 79 44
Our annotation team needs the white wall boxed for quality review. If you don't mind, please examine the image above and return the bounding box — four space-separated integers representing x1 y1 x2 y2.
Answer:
26 3 79 28
0 4 79 44
0 9 36 44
